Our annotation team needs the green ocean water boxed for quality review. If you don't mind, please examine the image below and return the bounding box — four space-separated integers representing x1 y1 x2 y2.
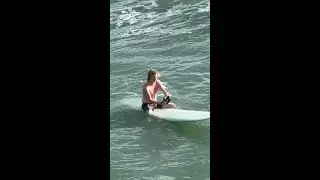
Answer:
110 0 210 179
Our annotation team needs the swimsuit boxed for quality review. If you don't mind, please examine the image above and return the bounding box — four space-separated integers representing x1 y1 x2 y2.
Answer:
141 103 152 112
141 103 163 112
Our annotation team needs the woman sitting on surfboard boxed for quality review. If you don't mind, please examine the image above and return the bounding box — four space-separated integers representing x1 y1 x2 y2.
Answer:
141 69 176 113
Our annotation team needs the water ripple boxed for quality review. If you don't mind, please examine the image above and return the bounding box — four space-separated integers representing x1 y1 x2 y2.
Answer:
111 0 210 179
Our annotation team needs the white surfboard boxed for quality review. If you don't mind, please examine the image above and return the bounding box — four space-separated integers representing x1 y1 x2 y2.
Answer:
149 108 210 121
120 97 210 122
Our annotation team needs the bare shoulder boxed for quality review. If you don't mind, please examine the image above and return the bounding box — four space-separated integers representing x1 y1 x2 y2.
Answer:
142 82 148 90
157 80 165 88
156 79 162 85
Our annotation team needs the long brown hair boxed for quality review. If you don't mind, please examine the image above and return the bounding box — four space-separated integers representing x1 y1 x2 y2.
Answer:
147 69 160 81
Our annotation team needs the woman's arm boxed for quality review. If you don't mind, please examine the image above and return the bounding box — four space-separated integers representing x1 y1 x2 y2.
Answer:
157 80 169 97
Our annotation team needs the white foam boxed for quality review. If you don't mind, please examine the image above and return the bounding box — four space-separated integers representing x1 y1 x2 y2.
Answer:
119 97 142 110
110 92 138 96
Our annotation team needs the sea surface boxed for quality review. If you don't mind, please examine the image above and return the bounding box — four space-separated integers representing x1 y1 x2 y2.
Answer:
110 0 210 179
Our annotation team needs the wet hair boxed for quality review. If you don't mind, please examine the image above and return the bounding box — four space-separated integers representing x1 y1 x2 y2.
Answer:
147 69 159 81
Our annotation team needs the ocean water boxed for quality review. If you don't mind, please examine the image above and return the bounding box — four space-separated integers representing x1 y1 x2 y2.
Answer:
110 0 210 179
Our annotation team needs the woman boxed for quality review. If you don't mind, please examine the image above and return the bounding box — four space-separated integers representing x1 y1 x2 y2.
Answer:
141 69 176 113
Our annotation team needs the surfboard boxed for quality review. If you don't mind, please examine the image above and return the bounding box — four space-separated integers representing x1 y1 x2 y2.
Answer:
149 108 210 121
120 97 210 121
